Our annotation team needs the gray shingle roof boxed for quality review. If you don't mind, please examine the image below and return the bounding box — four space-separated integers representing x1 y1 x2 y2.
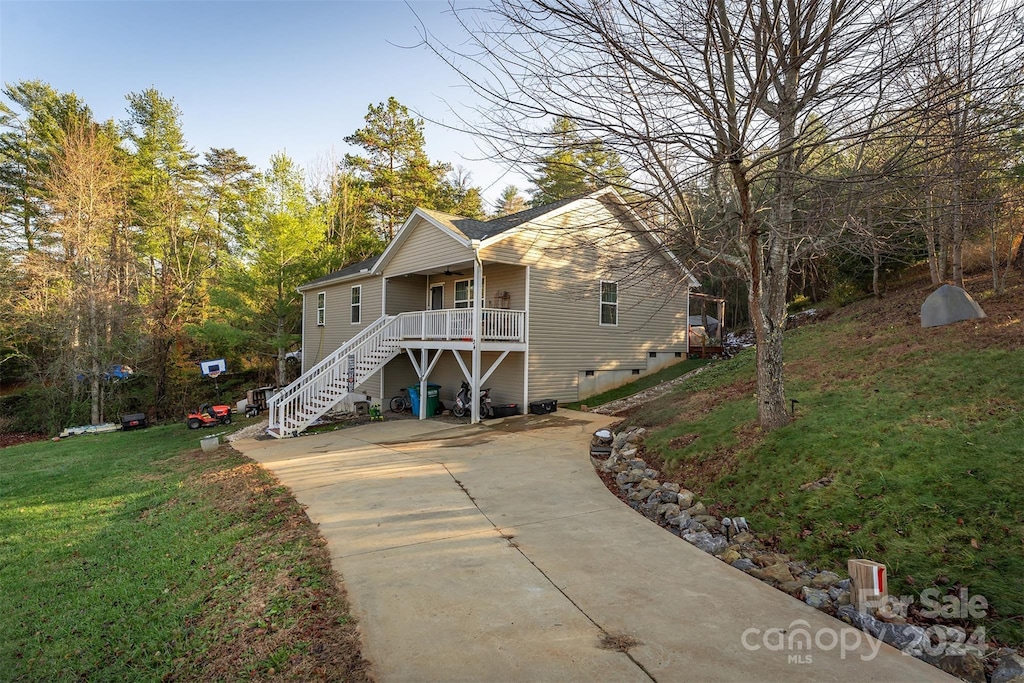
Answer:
298 194 591 289
420 194 583 241
299 254 379 289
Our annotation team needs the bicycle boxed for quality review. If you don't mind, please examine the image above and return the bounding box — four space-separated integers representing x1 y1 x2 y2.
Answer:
389 387 411 413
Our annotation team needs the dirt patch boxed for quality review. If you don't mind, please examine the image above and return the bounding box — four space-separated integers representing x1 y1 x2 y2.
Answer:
0 432 48 449
667 433 701 449
659 421 762 493
598 633 640 652
173 450 370 683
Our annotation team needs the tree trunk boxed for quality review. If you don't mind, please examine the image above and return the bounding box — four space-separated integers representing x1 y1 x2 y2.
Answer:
989 222 1001 294
926 193 941 286
951 176 965 288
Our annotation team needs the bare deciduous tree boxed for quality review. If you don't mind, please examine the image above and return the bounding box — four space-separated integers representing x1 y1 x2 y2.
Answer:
426 0 1023 430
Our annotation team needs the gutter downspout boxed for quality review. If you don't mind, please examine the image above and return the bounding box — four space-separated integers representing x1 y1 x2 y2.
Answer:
471 240 482 424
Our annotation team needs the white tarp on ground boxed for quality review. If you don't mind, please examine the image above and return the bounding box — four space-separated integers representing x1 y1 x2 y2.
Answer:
920 284 986 328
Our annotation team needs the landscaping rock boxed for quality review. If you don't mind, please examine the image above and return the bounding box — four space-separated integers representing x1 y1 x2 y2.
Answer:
836 606 927 654
718 549 741 564
810 570 842 588
732 558 757 572
936 653 986 683
756 563 794 584
692 515 720 531
801 586 831 609
661 482 680 494
731 531 755 544
668 511 691 528
687 501 707 517
754 553 791 568
992 651 1024 683
657 503 681 519
682 530 729 555
638 477 660 491
619 447 638 459
628 488 649 502
616 469 643 486
659 489 679 503
676 490 695 509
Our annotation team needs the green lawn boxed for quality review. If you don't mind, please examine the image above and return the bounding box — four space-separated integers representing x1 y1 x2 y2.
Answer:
0 423 366 681
626 283 1024 647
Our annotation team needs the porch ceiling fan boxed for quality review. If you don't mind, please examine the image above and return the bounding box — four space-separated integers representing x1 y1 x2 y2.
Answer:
436 266 465 276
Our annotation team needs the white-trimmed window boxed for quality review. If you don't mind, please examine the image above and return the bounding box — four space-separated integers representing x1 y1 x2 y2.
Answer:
351 285 361 324
454 278 485 308
600 281 618 325
316 291 326 326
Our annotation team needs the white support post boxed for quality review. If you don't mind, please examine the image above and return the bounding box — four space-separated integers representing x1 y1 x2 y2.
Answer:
523 265 530 412
405 348 422 377
381 277 387 317
471 248 482 423
451 349 471 384
420 347 428 420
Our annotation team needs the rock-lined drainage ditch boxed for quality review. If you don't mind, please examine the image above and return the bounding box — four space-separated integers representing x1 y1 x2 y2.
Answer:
590 426 1023 683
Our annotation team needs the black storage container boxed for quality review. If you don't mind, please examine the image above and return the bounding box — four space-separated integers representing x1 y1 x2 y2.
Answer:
121 413 148 430
491 403 520 418
528 399 558 415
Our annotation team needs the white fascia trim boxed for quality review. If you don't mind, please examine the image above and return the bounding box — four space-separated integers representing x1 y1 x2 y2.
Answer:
375 209 472 274
296 265 379 292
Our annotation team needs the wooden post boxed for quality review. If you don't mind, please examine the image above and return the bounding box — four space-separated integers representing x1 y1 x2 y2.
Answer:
848 559 887 613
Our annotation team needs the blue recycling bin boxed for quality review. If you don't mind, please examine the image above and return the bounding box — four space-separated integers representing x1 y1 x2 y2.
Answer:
407 383 441 416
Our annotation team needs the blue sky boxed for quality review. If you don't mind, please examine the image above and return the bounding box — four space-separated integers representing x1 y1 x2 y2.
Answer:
0 0 526 205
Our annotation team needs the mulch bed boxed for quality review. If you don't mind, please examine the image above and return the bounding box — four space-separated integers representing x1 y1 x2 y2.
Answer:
0 432 48 449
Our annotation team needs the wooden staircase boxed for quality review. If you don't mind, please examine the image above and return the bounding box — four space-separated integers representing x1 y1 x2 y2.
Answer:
267 316 400 437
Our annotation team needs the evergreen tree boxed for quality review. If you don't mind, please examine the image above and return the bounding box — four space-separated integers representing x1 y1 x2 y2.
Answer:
123 88 205 415
343 97 449 239
209 153 326 386
494 185 527 216
0 80 91 251
201 147 256 259
530 117 626 206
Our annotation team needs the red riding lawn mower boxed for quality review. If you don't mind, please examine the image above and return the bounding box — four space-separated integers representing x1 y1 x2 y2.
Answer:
186 403 233 430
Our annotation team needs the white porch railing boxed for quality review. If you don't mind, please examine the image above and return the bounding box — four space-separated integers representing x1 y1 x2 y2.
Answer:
396 308 525 342
267 308 526 437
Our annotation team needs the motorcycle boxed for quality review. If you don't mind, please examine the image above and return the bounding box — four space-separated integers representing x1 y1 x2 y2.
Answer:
452 380 493 419
186 403 233 429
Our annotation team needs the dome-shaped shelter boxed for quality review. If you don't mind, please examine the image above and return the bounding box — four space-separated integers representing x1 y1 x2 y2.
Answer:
920 284 986 328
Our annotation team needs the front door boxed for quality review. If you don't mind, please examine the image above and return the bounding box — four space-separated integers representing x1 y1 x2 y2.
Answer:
429 283 444 310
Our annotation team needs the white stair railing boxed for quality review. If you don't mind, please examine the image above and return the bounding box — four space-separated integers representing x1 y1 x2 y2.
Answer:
267 315 400 437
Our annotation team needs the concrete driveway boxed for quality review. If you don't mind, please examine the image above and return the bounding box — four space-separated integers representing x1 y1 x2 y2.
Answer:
233 411 947 682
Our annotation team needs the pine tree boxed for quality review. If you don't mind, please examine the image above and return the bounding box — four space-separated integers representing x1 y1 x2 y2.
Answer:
530 117 626 206
494 185 527 216
343 97 450 239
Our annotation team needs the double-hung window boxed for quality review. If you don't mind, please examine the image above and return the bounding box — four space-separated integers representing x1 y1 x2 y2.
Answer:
351 286 361 324
316 291 326 326
600 281 618 325
454 279 484 308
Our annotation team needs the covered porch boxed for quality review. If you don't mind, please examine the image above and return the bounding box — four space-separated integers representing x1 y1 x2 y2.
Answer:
381 259 530 422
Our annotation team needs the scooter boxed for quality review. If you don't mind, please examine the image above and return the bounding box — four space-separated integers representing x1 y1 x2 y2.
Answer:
186 403 233 430
452 381 493 419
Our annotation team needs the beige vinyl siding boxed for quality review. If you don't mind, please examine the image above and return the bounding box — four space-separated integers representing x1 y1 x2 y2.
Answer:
481 197 690 404
386 275 428 314
423 263 526 310
301 274 383 371
383 218 474 276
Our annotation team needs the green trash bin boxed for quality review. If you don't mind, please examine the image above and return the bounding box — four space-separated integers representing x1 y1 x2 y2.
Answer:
407 383 441 416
